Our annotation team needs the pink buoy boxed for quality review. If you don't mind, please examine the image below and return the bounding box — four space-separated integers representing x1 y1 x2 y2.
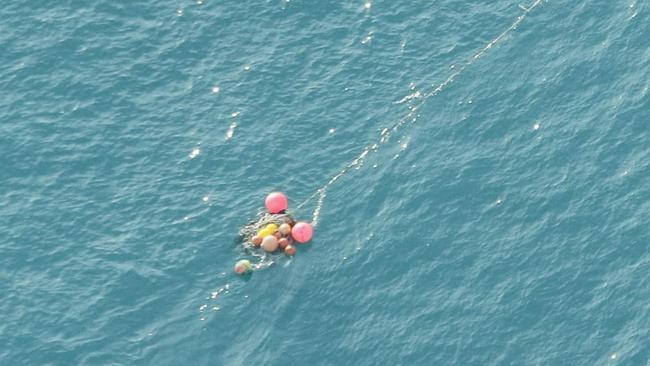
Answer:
291 222 313 243
265 192 288 214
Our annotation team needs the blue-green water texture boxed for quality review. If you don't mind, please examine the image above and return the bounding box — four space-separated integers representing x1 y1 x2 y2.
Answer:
2 0 649 365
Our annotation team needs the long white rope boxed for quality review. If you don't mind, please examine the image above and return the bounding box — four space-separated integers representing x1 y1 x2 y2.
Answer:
297 0 546 227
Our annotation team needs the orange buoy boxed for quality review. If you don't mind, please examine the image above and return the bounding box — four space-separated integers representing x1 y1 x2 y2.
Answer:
278 237 289 249
261 235 279 252
251 235 262 246
279 223 292 235
284 245 296 256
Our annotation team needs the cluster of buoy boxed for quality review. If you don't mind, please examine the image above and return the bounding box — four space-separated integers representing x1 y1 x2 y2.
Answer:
234 192 313 275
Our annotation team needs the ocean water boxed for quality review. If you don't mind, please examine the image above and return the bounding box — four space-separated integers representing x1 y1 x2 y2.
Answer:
1 0 649 365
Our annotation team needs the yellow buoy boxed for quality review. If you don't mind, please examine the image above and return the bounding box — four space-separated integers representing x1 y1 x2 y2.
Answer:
265 223 279 233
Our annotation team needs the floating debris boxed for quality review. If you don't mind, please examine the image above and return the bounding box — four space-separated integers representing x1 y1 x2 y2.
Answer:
234 192 314 274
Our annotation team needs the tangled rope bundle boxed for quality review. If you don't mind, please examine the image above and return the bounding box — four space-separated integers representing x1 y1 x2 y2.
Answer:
238 211 296 249
233 193 315 274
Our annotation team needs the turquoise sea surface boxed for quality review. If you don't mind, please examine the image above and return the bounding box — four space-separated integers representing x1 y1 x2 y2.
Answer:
2 0 649 365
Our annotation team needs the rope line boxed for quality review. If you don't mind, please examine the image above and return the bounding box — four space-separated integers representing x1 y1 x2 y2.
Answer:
297 0 546 227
